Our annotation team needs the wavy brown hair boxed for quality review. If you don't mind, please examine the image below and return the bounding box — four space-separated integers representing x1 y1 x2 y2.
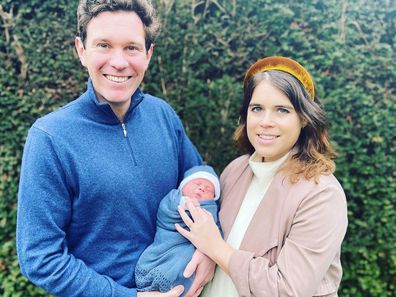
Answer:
234 70 336 183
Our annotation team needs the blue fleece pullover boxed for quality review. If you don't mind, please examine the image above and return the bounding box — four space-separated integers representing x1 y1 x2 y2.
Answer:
16 80 202 297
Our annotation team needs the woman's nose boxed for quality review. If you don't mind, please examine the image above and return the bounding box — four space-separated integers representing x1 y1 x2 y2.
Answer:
258 112 276 127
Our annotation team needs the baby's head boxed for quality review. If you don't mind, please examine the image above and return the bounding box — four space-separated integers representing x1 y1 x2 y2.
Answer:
182 178 215 200
178 165 220 201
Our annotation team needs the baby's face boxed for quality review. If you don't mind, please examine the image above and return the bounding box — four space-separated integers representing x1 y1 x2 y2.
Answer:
182 178 215 201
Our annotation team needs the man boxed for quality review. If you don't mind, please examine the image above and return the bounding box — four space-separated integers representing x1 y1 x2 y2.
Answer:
16 1 214 296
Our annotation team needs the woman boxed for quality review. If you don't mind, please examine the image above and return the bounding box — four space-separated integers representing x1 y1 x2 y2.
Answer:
176 56 348 297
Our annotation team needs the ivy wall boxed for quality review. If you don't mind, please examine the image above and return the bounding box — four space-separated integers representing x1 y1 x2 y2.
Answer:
1 0 395 296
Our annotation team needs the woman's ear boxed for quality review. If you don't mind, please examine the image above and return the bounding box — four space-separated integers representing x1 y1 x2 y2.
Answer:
301 118 308 128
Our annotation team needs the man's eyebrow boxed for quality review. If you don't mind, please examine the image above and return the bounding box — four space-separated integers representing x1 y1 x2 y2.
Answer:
90 38 144 46
90 37 110 43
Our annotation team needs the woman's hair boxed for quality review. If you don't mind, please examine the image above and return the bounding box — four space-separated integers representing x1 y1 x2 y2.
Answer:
234 70 336 183
77 0 160 51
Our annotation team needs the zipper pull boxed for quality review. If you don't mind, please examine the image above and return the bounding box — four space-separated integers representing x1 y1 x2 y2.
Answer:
121 122 127 137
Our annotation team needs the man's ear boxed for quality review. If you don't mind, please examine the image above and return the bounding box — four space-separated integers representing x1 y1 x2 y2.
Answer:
75 37 86 67
146 43 154 64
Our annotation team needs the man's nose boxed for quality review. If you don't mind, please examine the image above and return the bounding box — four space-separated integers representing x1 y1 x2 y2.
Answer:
110 49 128 69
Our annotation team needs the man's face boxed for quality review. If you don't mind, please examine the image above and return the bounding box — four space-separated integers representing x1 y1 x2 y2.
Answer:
75 11 153 117
182 178 215 201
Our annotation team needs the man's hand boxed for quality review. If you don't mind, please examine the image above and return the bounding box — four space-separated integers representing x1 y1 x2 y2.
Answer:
183 250 216 297
137 285 184 297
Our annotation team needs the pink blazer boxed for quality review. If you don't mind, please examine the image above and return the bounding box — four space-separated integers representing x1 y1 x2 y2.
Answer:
219 155 348 297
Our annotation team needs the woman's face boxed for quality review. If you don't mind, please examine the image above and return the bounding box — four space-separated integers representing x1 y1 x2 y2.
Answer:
246 80 303 162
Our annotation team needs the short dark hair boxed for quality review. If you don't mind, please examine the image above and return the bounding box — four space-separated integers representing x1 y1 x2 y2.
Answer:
77 0 160 51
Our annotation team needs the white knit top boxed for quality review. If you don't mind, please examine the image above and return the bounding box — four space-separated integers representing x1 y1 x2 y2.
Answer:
201 152 289 297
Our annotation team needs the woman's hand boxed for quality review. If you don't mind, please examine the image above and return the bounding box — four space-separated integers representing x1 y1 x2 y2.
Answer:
175 199 234 273
137 285 184 297
175 199 222 256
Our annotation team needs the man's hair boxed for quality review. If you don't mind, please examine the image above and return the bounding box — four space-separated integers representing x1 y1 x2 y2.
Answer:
234 70 336 182
77 0 160 51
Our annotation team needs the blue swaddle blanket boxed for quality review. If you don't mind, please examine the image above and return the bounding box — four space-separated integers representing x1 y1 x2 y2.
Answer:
135 189 219 295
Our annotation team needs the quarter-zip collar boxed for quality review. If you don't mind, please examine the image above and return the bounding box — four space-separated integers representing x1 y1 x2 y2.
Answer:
81 79 144 125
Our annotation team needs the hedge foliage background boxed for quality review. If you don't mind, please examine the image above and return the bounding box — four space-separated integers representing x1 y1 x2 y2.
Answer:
1 0 395 296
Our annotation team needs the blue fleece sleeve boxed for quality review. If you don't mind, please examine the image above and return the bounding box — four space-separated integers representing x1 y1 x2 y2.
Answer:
16 126 135 297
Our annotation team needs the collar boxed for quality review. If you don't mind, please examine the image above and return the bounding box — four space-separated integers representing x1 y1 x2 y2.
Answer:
248 151 290 182
82 79 144 124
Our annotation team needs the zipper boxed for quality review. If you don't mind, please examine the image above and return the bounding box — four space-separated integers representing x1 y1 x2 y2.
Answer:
120 121 137 165
121 122 127 137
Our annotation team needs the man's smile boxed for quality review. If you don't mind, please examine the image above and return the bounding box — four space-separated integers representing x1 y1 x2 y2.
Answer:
104 74 131 83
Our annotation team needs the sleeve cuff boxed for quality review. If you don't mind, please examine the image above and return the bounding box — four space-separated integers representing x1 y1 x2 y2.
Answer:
228 249 255 296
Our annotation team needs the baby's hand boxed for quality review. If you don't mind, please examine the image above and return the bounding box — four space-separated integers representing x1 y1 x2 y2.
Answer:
182 196 200 207
190 197 200 207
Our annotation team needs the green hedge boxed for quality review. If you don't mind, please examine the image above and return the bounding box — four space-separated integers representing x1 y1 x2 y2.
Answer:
1 0 395 296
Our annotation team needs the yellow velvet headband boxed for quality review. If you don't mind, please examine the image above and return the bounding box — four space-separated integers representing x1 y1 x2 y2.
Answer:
243 56 315 100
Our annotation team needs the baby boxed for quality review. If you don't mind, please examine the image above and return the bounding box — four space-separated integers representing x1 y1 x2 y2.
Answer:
135 165 220 296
